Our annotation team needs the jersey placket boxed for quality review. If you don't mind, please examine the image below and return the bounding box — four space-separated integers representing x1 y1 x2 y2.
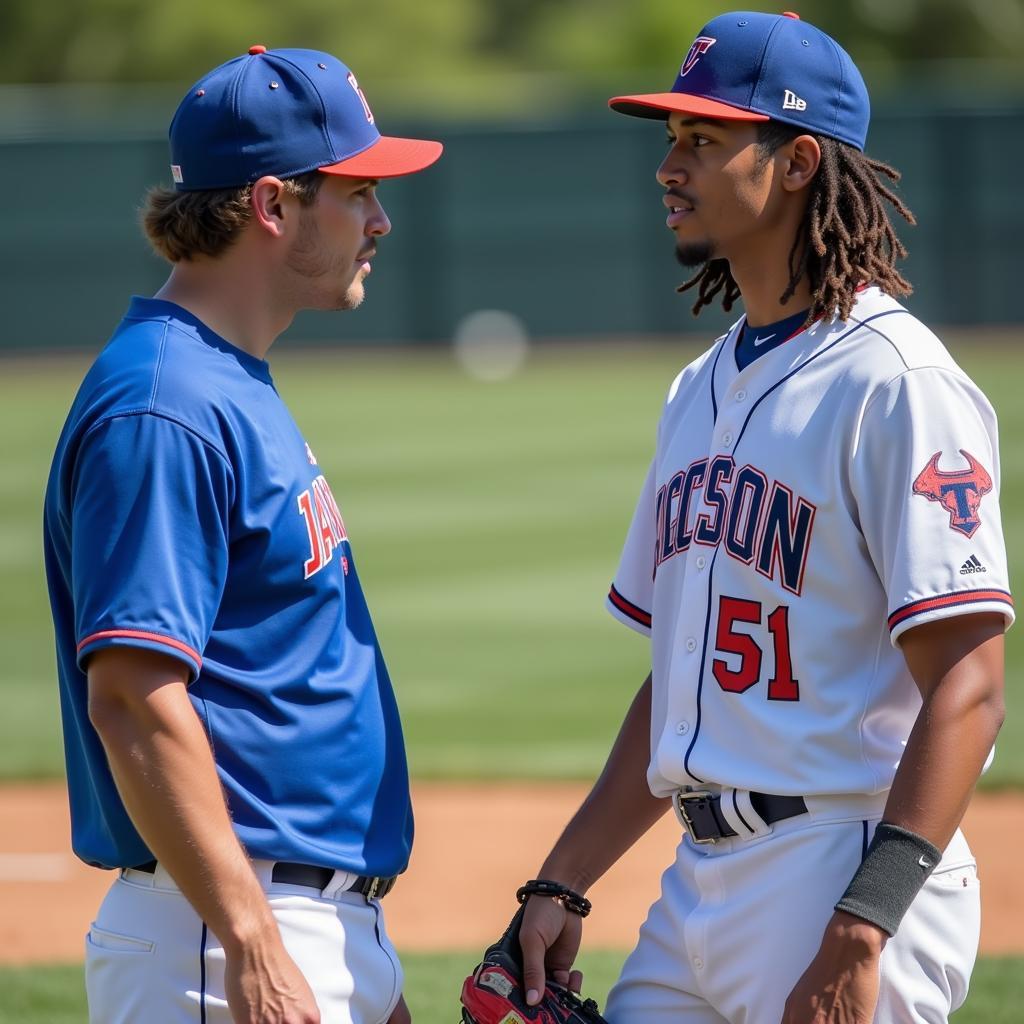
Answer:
657 330 742 785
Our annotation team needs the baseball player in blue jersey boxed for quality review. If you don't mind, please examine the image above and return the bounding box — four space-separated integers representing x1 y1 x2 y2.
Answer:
43 46 441 1024
504 11 1012 1024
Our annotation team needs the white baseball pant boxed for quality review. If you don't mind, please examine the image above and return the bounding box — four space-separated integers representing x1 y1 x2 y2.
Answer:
84 859 404 1024
606 798 979 1024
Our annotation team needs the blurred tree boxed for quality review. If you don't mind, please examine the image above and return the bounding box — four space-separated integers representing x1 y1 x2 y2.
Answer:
0 0 1020 89
0 0 492 83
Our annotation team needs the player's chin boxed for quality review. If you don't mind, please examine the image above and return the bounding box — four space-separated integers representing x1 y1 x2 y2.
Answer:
333 280 366 311
674 239 715 269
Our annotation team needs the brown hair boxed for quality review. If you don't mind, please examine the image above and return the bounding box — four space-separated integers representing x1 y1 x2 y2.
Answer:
141 171 325 263
679 122 916 325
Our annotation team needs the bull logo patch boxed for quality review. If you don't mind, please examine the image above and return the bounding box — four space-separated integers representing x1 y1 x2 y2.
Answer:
913 449 993 538
680 37 716 77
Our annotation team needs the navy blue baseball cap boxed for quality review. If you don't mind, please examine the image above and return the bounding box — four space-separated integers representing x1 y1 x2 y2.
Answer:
609 11 870 150
168 46 443 191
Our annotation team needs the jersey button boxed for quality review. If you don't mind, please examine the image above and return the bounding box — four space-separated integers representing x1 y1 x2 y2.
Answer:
722 431 733 447
694 957 704 970
735 390 747 402
685 637 697 652
676 721 689 735
695 555 706 570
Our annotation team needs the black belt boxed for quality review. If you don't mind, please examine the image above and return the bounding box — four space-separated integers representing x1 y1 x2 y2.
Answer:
131 860 397 900
674 790 807 844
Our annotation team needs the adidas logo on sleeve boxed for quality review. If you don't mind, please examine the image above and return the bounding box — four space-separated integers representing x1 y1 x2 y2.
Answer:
960 555 987 575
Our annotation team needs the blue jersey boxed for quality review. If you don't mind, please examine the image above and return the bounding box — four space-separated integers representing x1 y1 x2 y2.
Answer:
44 297 412 874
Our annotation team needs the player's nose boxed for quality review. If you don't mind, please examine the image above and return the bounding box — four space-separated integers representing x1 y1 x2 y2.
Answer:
656 150 688 189
367 194 391 238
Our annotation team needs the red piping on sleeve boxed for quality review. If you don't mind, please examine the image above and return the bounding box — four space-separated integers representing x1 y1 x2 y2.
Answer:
77 629 203 669
609 585 653 629
888 590 1013 632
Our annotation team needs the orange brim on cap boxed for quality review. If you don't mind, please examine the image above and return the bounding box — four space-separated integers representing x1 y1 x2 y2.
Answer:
319 134 444 179
608 92 770 122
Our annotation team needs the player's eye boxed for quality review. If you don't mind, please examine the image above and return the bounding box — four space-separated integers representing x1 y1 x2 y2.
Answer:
693 134 710 147
665 135 677 147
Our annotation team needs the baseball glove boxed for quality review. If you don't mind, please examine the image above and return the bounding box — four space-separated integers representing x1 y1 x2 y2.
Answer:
460 905 609 1024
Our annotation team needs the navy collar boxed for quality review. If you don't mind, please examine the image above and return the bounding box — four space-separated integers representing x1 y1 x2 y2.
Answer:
734 308 811 372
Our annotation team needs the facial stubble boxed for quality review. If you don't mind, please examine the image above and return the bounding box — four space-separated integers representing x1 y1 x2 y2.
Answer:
675 240 716 269
286 211 366 312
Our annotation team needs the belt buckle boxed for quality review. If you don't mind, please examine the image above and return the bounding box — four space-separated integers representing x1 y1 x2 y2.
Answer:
673 789 719 844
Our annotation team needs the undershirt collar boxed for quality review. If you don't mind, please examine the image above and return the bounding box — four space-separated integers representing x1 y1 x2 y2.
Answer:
734 307 811 371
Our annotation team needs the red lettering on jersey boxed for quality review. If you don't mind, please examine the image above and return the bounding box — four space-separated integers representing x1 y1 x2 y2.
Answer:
313 485 336 566
298 490 324 578
313 476 348 540
298 475 350 579
712 597 800 701
712 596 763 693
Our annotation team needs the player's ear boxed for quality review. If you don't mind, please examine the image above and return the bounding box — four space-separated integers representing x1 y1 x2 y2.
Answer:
249 176 293 239
780 135 821 193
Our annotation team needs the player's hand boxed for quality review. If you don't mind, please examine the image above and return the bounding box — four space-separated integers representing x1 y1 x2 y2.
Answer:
519 894 584 1006
780 911 886 1023
386 994 412 1023
224 931 321 1024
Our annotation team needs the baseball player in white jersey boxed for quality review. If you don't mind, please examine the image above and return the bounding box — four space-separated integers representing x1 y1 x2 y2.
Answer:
508 11 1013 1024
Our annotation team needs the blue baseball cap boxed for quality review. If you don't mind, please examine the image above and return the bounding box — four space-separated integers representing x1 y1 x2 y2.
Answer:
168 46 443 191
609 11 870 150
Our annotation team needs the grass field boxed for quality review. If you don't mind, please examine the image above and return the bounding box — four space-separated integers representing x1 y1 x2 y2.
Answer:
2 336 1023 783
3 953 1023 1023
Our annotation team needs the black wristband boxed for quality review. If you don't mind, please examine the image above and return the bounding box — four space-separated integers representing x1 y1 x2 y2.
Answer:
835 822 942 937
516 878 592 918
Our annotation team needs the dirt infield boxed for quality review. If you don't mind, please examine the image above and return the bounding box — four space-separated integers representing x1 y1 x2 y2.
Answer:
1 782 1021 965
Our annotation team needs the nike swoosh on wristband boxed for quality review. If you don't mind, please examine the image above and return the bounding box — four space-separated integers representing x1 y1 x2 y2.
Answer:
918 855 933 868
753 333 776 346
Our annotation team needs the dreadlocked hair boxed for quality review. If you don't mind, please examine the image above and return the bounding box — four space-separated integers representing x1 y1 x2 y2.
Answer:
678 121 916 326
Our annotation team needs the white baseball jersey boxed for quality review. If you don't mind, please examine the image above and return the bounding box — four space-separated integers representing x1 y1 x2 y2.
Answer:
607 287 1014 799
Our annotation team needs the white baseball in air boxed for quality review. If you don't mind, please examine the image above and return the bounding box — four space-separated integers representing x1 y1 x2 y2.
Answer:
452 309 530 382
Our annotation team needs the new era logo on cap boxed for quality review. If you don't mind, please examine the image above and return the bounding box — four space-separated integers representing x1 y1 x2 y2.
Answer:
782 90 807 111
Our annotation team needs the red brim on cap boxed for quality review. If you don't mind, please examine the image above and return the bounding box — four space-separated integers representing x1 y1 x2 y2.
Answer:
319 135 444 179
608 93 770 122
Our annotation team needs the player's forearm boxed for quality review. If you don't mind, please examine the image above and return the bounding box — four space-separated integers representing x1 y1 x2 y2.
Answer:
884 613 1005 848
88 649 278 952
538 674 671 892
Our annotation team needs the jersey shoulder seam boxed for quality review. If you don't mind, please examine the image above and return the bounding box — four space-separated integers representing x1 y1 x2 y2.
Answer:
79 408 231 467
860 363 973 423
846 310 912 371
147 320 170 411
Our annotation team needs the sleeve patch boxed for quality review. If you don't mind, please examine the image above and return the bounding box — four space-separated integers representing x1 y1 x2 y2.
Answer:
912 449 993 539
608 584 652 629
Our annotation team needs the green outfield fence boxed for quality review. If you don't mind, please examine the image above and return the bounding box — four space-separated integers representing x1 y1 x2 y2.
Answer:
1 87 1022 351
